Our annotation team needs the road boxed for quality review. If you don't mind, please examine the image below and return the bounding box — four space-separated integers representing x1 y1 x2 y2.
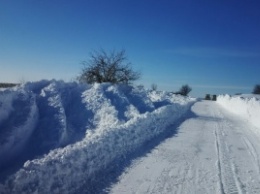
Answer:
109 101 260 194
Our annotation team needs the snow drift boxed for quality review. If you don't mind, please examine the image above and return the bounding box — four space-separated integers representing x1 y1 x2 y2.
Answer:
217 94 260 129
0 80 195 193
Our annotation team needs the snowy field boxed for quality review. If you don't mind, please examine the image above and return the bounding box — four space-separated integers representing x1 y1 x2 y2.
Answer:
0 80 195 193
217 94 260 130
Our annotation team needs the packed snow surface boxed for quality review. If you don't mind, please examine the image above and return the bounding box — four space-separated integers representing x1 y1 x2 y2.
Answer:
0 80 195 193
110 101 260 194
217 94 260 130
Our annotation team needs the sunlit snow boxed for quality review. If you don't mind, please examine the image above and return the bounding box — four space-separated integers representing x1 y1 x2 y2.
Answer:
0 80 195 193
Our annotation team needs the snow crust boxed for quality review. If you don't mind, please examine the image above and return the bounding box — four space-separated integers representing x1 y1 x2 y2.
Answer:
0 80 195 193
217 94 260 129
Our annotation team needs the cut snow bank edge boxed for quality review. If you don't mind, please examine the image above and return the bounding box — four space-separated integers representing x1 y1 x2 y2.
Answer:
217 94 260 129
8 103 193 194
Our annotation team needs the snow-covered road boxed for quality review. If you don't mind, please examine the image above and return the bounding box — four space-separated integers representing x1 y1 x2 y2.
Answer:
110 101 260 194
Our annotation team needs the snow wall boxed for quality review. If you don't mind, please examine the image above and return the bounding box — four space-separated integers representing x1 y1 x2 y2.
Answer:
217 94 260 129
0 80 195 194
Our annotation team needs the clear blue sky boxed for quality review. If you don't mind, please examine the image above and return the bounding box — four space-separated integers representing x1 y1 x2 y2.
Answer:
1 0 260 97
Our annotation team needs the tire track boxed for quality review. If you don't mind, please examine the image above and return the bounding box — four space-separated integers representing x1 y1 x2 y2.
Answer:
242 136 260 175
214 110 244 194
214 127 225 194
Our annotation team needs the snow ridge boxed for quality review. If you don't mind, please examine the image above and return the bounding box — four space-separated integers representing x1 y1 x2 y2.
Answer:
0 80 195 193
217 94 260 130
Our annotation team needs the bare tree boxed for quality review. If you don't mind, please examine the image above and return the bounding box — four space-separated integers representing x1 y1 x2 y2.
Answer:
78 50 140 84
178 84 192 96
253 84 260 94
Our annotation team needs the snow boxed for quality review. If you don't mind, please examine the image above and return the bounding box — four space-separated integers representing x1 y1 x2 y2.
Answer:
0 89 16 124
217 94 260 130
0 80 195 193
0 87 39 167
1 81 260 193
110 101 260 194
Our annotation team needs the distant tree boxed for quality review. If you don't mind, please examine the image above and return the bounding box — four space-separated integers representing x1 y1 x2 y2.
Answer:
151 83 157 91
78 49 140 84
253 84 260 94
205 94 211 100
178 84 192 96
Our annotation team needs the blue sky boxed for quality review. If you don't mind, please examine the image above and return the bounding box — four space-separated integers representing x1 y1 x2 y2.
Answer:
1 0 260 97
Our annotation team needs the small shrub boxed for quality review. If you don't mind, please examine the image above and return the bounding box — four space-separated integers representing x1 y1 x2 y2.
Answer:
212 95 217 101
205 94 211 100
253 84 260 94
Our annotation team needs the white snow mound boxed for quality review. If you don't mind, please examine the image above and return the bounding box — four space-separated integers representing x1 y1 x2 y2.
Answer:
217 94 260 129
0 80 195 193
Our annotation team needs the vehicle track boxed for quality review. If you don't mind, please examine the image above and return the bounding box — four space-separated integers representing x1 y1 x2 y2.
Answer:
242 136 260 175
213 108 244 194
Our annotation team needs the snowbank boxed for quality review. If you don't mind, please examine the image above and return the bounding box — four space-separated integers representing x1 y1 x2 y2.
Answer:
217 94 260 129
0 80 195 193
0 88 39 166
